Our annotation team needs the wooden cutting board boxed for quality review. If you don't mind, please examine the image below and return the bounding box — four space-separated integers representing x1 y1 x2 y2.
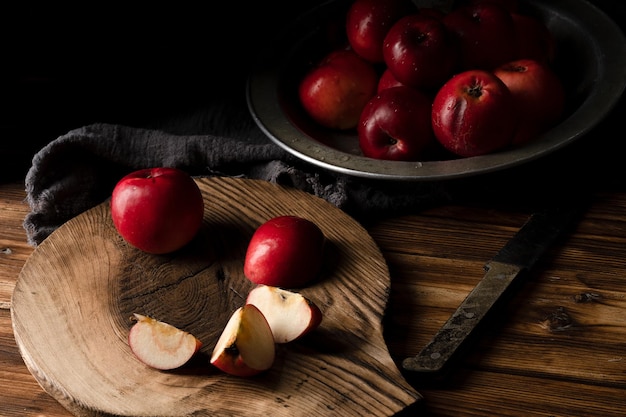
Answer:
11 176 421 417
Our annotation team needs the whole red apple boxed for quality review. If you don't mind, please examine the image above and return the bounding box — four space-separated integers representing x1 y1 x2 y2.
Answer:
298 49 378 130
243 215 325 289
493 58 565 145
345 0 415 63
358 86 436 161
442 2 516 70
110 167 204 254
383 14 459 91
511 12 555 64
432 69 516 157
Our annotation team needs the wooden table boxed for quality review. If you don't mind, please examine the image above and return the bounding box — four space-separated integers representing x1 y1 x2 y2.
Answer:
3 0 625 413
2 158 626 416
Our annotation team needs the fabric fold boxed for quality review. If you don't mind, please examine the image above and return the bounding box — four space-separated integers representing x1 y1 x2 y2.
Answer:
23 118 453 247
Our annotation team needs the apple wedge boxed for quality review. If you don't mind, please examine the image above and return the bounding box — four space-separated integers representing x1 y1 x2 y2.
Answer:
246 285 323 344
210 304 275 377
128 313 202 370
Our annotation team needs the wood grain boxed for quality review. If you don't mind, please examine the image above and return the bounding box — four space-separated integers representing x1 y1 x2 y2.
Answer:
3 183 626 416
0 183 32 308
10 177 420 417
372 194 626 416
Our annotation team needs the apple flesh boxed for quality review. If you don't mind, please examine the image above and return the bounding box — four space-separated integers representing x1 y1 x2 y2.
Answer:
298 49 378 130
431 69 516 157
345 0 415 63
358 86 436 161
110 167 204 254
382 14 458 91
244 215 325 289
493 58 565 146
246 285 323 344
210 304 275 377
128 313 202 370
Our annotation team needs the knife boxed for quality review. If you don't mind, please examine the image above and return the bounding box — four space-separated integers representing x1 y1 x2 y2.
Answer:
402 203 585 378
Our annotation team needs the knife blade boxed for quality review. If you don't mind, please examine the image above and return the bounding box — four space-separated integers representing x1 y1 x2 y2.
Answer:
402 204 585 377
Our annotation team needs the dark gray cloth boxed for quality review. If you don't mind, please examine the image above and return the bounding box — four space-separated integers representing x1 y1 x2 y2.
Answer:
23 104 453 246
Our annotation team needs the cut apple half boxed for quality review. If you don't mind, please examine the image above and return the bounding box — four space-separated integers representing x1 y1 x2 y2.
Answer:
210 304 275 377
128 313 202 370
246 285 323 343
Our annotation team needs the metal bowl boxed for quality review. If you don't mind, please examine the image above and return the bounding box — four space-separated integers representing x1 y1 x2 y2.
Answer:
247 0 626 181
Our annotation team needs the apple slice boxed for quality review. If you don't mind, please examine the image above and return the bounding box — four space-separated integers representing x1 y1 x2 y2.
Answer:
210 304 275 377
128 313 202 370
246 285 323 344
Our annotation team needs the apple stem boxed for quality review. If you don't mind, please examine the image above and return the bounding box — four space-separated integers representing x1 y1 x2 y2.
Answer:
468 84 483 98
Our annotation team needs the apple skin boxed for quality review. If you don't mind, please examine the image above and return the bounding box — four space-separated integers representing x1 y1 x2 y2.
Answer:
128 313 202 370
246 285 323 343
493 59 565 146
442 3 516 71
210 304 275 377
358 86 436 161
111 167 204 254
382 14 459 91
243 215 325 289
346 0 415 63
298 49 379 130
377 68 406 93
431 69 516 157
511 13 555 64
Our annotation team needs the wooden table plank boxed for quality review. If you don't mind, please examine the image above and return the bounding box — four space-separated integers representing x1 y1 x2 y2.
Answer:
416 370 626 417
2 181 626 416
369 193 626 414
0 184 32 308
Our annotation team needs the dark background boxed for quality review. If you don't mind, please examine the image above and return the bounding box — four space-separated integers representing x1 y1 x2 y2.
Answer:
1 1 318 182
2 0 625 196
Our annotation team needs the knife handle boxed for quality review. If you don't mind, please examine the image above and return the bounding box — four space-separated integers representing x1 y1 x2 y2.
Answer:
402 261 523 374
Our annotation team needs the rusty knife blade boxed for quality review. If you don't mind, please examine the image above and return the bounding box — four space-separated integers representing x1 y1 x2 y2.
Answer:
402 204 585 377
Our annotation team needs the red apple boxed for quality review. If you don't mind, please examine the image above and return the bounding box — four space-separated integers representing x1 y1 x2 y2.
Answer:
128 313 202 370
431 69 516 157
110 167 204 254
246 285 323 343
298 49 379 130
442 2 516 70
493 59 565 146
210 304 275 377
243 215 325 288
377 68 406 93
345 0 415 63
358 86 436 161
511 12 555 64
382 14 459 91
